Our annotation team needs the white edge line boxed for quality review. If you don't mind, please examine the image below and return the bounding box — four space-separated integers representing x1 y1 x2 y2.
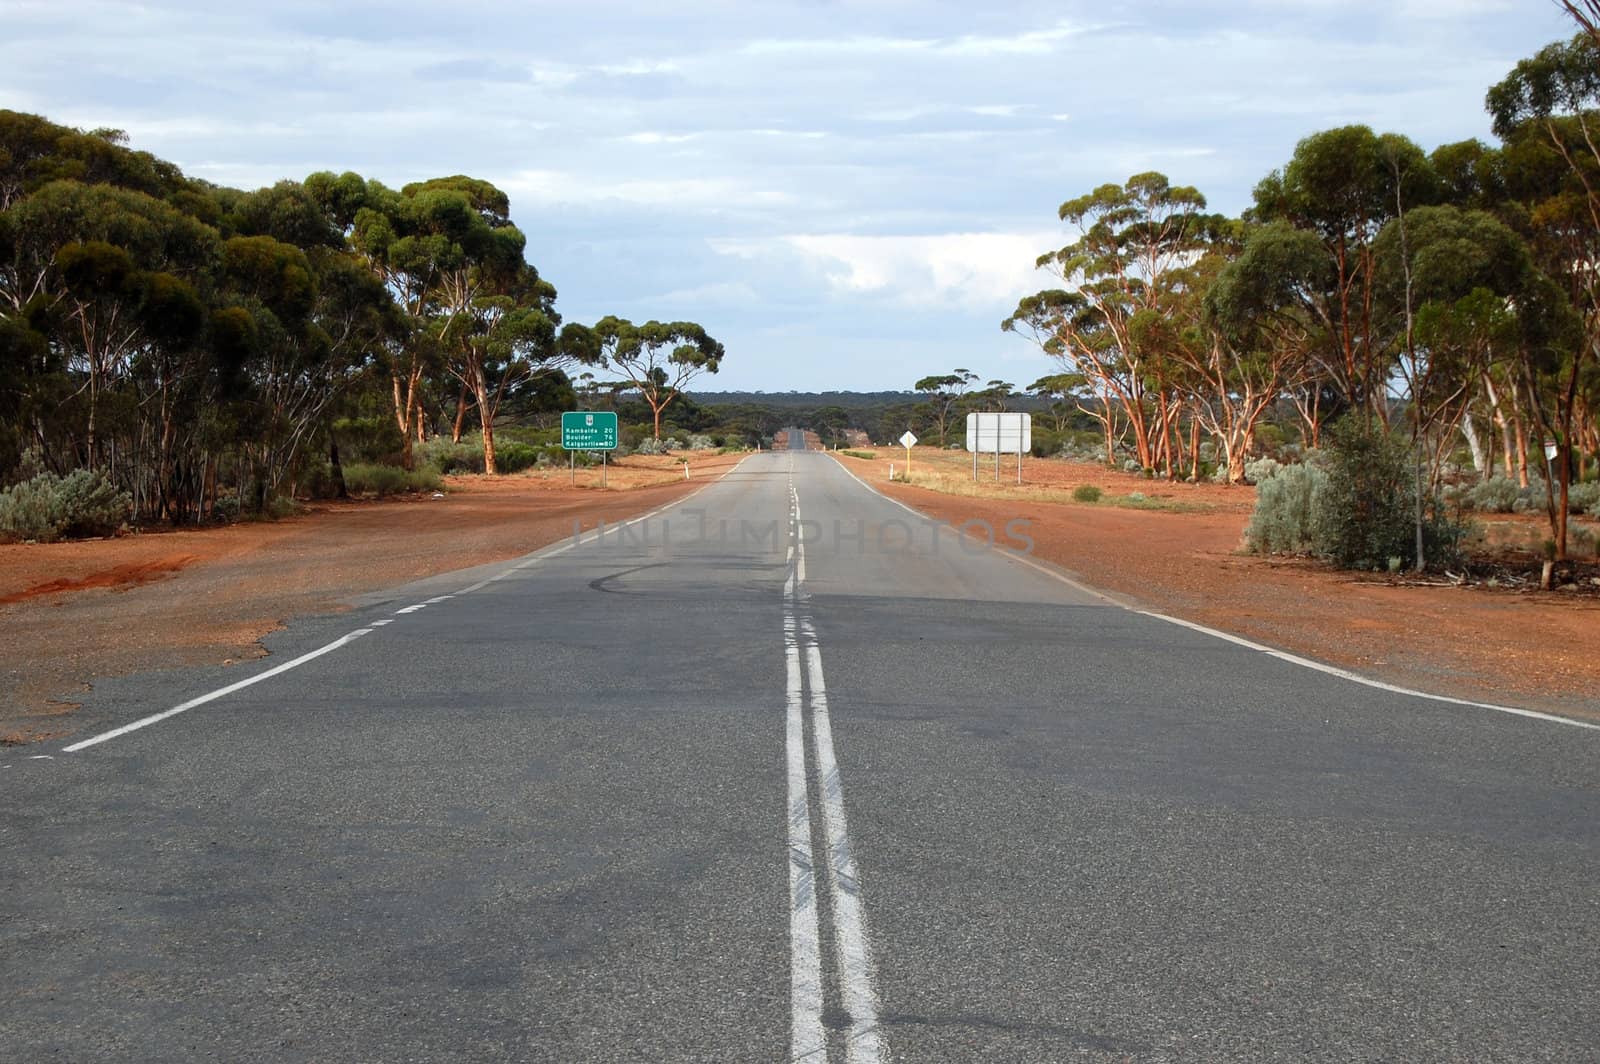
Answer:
62 629 374 752
62 456 761 755
823 453 1600 733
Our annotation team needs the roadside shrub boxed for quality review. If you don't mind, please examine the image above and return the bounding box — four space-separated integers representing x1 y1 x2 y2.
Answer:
840 450 877 460
493 441 540 474
1566 480 1600 515
416 437 485 474
1245 463 1329 554
1511 476 1548 513
635 436 685 455
1312 417 1468 570
685 433 717 450
1465 475 1521 513
1243 456 1284 485
0 469 130 542
342 463 442 496
1072 484 1102 503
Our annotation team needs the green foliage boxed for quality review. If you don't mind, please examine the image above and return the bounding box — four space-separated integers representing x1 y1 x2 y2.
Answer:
1246 463 1329 554
333 416 405 465
1312 418 1468 570
341 463 442 496
1071 484 1102 503
1314 419 1416 567
0 469 130 542
415 437 478 475
1466 475 1531 513
840 450 877 460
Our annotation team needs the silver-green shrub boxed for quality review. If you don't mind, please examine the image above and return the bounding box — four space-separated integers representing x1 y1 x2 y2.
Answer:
1243 456 1284 485
1566 480 1600 515
1466 475 1529 513
1245 463 1328 554
0 470 131 542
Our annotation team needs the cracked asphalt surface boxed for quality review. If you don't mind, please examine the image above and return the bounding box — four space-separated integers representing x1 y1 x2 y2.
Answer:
3 437 1598 1062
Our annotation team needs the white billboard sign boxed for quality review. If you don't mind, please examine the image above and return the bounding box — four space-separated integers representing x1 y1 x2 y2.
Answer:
964 412 1032 454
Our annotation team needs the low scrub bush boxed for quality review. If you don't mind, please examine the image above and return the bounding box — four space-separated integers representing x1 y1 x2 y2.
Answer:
1313 417 1467 570
493 441 541 474
1071 484 1102 503
416 437 485 474
342 462 442 496
1243 456 1284 485
0 469 130 542
840 450 877 460
1566 480 1600 515
1245 463 1328 554
1466 475 1520 513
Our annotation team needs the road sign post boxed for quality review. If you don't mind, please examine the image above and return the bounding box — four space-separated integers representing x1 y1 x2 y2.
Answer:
561 411 619 488
964 413 1031 485
898 431 917 480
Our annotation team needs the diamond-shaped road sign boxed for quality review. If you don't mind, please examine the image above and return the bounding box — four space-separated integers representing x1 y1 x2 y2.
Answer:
899 431 917 449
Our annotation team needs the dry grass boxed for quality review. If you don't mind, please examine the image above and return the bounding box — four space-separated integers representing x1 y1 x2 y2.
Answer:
846 448 1220 513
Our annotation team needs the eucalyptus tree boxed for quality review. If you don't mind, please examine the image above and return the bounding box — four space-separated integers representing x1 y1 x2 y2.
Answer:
1005 172 1213 471
1374 206 1534 468
0 180 217 470
912 369 977 444
1249 126 1438 422
593 316 725 439
1489 34 1600 555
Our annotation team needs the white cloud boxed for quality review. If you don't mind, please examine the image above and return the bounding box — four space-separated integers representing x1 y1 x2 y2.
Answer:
712 231 1057 310
502 169 796 210
966 104 1025 117
740 19 1090 59
617 131 700 144
596 60 682 76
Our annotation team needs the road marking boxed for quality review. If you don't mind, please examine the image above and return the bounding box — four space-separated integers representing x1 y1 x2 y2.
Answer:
785 606 827 1061
823 452 1600 734
800 617 886 1062
785 472 887 1063
62 629 374 752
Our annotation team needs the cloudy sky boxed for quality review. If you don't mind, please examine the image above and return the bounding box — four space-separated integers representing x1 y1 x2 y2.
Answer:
0 0 1578 391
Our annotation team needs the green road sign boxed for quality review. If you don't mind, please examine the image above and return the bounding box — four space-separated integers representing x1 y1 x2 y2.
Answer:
561 411 619 451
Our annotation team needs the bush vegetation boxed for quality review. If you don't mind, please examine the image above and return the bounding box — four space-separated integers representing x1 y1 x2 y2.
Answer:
0 469 131 542
341 463 443 497
1245 463 1328 554
1246 418 1469 570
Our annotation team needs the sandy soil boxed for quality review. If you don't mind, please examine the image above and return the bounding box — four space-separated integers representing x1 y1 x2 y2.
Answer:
0 451 747 743
834 447 1600 722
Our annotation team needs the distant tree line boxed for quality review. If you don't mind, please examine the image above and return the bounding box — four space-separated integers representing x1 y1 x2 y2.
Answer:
0 111 723 526
998 25 1600 560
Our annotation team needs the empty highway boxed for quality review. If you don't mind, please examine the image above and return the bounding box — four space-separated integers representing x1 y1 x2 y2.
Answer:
4 436 1598 1062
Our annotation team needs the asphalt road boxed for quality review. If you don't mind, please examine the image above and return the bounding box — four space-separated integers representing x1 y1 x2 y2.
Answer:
4 433 1599 1062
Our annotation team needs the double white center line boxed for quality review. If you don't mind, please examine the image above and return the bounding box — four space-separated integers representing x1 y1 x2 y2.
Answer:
785 469 887 1063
